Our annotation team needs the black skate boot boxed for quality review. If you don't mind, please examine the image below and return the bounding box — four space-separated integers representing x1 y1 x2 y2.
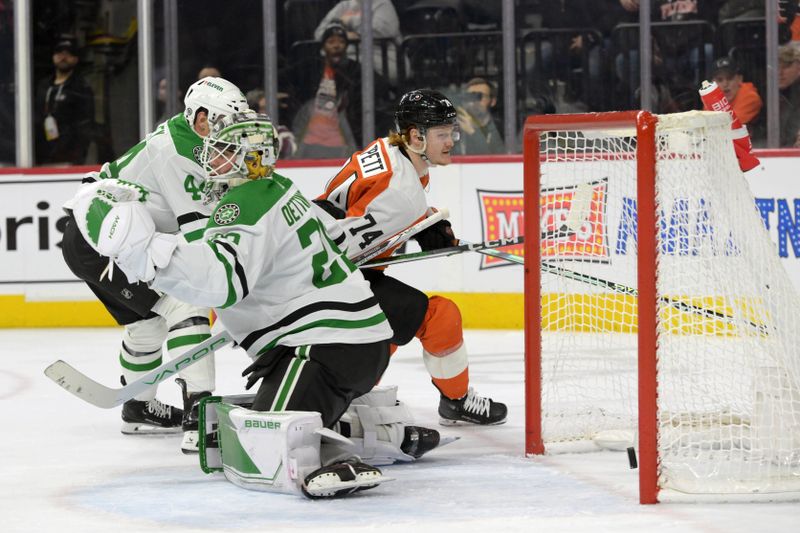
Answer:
176 377 212 454
438 387 507 426
400 426 441 459
120 398 183 435
302 458 389 499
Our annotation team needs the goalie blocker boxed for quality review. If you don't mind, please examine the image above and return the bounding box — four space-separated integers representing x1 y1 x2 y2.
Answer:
197 386 448 498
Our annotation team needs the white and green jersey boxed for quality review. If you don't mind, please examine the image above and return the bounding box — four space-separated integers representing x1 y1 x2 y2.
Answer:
78 114 210 242
151 173 393 358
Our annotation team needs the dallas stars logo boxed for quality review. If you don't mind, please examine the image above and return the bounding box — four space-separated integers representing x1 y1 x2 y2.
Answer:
193 145 203 163
214 203 240 225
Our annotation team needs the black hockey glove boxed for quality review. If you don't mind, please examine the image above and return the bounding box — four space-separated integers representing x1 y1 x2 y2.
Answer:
312 199 346 219
413 219 457 251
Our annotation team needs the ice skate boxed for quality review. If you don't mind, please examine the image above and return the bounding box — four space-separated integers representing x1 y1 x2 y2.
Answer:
438 387 507 426
301 458 392 499
120 397 183 434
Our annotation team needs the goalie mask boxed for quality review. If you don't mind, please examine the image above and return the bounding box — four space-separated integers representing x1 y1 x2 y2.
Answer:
200 111 280 203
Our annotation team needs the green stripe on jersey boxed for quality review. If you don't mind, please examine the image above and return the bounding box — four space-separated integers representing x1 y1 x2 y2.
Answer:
207 174 296 229
167 114 204 164
184 228 205 242
256 312 388 355
207 240 238 308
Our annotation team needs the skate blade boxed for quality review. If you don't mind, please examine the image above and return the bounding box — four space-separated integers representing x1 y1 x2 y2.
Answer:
438 435 461 448
303 475 395 498
438 417 508 427
121 422 183 435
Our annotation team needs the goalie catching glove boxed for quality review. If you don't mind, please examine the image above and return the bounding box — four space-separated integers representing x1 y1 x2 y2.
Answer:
70 179 179 283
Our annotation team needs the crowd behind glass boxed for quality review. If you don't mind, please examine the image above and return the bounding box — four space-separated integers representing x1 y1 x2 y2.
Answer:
2 0 799 168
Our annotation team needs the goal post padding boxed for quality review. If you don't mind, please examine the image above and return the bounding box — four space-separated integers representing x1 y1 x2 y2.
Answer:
522 110 800 503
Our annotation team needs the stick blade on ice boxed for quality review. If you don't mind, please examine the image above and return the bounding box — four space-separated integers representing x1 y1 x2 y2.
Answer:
44 360 121 409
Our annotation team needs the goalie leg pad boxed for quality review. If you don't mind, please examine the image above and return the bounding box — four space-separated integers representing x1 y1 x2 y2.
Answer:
324 385 442 465
209 403 325 495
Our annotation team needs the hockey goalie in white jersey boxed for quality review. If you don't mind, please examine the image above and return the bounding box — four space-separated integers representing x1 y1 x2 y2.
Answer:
70 111 443 498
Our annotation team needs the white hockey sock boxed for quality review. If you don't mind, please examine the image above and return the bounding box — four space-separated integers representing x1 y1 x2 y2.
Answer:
121 315 167 401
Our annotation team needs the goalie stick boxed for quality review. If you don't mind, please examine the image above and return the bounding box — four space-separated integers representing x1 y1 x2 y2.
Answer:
362 236 524 267
352 209 449 266
44 330 234 408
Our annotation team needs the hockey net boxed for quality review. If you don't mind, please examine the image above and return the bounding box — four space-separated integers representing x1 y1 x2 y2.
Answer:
522 110 800 503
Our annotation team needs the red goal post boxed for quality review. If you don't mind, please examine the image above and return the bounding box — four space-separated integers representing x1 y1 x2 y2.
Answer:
522 111 800 504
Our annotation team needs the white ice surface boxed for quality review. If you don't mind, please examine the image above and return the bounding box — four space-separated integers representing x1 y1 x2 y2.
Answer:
1 328 798 533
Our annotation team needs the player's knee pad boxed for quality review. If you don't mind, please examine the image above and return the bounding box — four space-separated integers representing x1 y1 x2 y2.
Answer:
199 395 326 495
423 342 469 381
417 295 463 355
152 294 210 330
325 385 417 466
123 315 167 353
152 294 214 392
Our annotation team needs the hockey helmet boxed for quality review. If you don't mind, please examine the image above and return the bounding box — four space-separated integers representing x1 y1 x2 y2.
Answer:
394 89 457 134
200 111 280 199
184 76 248 129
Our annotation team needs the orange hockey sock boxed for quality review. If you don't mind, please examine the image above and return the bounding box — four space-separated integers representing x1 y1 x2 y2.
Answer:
416 296 469 399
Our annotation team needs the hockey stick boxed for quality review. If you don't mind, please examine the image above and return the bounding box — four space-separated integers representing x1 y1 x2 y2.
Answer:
361 181 592 267
352 209 449 266
362 236 524 267
44 330 234 409
537 262 769 334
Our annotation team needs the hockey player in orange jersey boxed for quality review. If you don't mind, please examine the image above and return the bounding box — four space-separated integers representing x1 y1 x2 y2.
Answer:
315 89 507 425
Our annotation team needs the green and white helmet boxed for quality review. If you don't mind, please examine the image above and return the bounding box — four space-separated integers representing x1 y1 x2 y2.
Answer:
199 111 280 201
184 76 248 128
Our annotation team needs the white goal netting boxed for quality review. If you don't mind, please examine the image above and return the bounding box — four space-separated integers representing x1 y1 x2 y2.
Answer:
533 111 800 500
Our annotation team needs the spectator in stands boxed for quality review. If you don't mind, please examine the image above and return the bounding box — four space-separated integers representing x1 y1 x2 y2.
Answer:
455 77 504 155
314 0 400 43
197 65 222 79
620 1 715 88
283 22 391 159
246 88 267 114
718 0 770 21
34 34 95 165
314 0 401 83
719 1 795 43
778 44 800 146
526 1 611 111
711 56 763 125
246 87 298 158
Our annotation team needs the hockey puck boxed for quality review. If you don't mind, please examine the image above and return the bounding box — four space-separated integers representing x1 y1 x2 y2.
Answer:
627 446 638 469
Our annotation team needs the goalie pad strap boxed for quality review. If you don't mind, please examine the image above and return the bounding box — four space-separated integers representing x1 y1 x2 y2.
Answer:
323 385 416 466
